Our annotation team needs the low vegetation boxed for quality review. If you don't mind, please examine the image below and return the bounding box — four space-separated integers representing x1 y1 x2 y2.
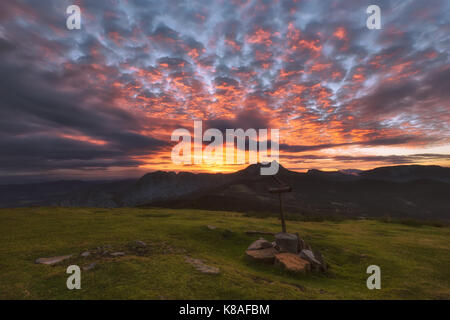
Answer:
0 207 449 299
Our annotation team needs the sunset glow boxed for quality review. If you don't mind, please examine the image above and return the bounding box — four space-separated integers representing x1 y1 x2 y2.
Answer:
0 0 449 182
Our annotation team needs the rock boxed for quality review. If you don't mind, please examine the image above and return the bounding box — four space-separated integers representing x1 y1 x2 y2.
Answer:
134 240 147 247
312 249 327 272
295 233 302 251
300 249 326 272
245 247 278 263
126 241 149 255
275 253 310 273
185 257 220 274
295 233 310 252
207 225 217 230
97 246 112 255
299 249 320 266
275 233 298 253
35 254 73 265
298 238 311 251
83 262 97 271
247 238 273 250
110 252 125 257
246 230 275 236
80 251 90 257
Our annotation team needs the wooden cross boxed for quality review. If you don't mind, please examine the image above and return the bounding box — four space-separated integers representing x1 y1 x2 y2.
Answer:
269 175 292 233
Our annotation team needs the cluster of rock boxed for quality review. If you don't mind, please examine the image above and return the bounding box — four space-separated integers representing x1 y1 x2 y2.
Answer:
34 240 149 271
245 232 327 274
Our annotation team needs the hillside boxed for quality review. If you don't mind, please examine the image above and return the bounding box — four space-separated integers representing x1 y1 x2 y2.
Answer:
0 207 449 299
1 164 449 220
162 164 450 220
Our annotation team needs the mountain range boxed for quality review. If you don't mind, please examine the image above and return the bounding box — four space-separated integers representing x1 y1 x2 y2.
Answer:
1 164 449 220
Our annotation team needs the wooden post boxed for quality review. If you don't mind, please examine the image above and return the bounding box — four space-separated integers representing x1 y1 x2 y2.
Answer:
269 177 291 233
279 193 286 233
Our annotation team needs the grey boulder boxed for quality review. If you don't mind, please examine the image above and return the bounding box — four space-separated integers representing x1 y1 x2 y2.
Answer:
300 249 326 272
275 233 298 253
247 238 273 250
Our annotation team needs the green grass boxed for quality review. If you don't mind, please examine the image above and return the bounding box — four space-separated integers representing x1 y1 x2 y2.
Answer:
0 207 449 299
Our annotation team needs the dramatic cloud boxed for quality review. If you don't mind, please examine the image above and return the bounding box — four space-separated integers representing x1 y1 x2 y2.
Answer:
0 0 449 180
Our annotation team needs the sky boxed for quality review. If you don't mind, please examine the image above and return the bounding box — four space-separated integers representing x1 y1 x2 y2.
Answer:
0 0 449 182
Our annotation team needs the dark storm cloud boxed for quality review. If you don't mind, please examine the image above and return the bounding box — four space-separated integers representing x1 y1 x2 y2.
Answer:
355 66 450 116
0 0 449 180
206 108 271 133
279 136 436 153
280 153 450 166
0 24 169 177
332 153 450 164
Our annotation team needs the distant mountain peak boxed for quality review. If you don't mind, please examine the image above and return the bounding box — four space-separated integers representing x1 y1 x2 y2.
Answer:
237 161 289 176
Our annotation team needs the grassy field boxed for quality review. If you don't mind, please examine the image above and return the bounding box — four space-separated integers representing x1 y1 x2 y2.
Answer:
0 207 449 299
